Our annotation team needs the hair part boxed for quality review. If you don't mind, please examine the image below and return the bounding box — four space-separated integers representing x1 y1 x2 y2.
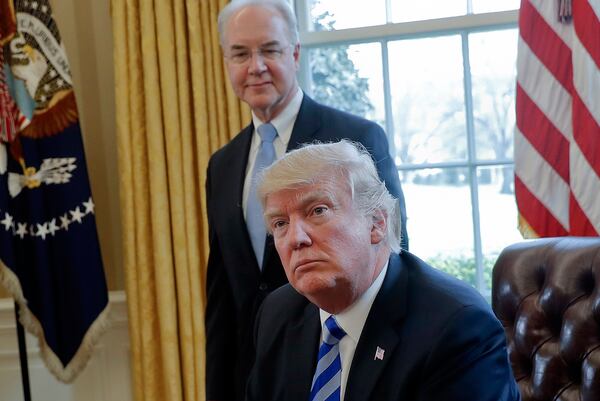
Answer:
218 0 300 48
257 140 402 252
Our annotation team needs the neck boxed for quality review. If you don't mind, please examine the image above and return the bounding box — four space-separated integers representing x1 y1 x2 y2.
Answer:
253 84 299 123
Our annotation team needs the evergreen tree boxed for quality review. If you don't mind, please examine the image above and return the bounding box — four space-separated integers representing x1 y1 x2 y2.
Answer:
309 11 374 118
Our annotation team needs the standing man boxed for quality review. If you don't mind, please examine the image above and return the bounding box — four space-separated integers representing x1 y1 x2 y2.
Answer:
205 1 408 400
248 140 521 401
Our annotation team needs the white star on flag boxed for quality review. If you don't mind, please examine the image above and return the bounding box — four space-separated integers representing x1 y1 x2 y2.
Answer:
70 207 84 223
48 218 59 236
37 223 49 240
1 212 14 231
83 198 95 214
60 214 70 230
16 223 28 239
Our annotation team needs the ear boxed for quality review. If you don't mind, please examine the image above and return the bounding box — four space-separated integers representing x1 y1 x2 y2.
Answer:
293 43 301 67
370 209 386 245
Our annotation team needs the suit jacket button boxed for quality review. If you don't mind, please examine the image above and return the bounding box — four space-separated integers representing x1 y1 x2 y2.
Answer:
259 282 268 291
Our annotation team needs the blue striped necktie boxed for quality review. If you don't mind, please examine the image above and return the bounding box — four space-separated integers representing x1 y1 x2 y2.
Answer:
310 316 347 401
246 123 277 269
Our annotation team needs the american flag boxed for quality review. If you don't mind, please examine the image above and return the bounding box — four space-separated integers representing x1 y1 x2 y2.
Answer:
515 0 600 237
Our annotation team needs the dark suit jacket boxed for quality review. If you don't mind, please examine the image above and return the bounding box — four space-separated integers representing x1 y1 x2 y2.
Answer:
205 95 408 400
247 252 521 401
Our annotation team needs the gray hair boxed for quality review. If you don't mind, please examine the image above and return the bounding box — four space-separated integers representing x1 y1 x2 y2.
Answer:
257 140 402 252
218 0 300 48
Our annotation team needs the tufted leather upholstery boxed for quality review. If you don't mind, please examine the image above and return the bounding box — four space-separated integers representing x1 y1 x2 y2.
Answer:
492 237 600 401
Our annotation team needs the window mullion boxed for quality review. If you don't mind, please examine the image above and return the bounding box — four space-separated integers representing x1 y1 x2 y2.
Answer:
461 31 484 293
385 0 393 24
381 40 396 162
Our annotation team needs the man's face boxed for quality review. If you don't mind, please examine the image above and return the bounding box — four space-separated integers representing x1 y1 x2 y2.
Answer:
264 175 386 313
223 5 299 122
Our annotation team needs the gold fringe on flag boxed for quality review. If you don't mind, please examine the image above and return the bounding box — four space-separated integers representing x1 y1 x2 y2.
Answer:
518 213 540 239
0 259 111 383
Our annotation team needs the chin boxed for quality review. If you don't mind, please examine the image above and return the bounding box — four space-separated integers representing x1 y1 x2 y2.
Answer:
293 274 336 299
246 97 276 111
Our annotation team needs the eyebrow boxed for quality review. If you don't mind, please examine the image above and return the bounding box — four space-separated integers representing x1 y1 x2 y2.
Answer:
264 189 337 220
229 40 283 51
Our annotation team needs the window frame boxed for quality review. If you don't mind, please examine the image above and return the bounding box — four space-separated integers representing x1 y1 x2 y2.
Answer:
294 3 520 295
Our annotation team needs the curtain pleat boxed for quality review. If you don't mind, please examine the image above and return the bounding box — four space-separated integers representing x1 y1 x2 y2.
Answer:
111 0 249 399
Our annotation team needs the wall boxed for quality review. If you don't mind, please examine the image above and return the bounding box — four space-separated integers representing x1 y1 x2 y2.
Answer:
0 292 133 401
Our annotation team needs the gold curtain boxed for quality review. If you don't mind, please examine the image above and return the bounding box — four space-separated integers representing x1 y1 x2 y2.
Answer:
111 0 250 400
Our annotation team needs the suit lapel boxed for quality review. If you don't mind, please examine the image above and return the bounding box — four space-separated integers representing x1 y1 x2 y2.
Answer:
344 254 408 401
220 124 261 273
287 95 322 151
286 302 320 401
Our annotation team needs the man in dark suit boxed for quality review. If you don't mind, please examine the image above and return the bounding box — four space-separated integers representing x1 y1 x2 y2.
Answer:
247 140 521 401
206 1 408 400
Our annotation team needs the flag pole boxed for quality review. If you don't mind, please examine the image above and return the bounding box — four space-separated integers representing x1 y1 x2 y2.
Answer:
14 302 32 401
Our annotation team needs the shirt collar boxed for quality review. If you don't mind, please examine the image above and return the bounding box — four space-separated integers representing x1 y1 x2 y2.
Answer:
251 88 303 149
319 261 389 343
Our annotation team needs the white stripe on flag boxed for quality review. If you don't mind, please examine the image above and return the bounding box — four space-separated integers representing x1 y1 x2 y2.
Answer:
517 37 572 140
572 35 600 124
529 0 573 44
570 141 600 234
515 128 570 229
589 0 600 20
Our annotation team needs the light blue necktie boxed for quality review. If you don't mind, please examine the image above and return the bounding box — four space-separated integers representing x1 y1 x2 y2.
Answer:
309 316 347 401
246 123 277 269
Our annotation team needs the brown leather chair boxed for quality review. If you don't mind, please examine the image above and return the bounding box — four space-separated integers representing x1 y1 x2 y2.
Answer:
492 237 600 401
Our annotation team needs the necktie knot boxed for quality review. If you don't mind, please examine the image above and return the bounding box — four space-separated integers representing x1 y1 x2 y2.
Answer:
257 123 277 143
323 316 346 345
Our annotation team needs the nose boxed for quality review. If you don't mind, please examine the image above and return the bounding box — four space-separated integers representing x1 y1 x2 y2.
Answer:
248 51 267 74
287 218 312 250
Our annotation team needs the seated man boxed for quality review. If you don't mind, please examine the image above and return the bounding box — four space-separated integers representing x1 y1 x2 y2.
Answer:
247 140 521 401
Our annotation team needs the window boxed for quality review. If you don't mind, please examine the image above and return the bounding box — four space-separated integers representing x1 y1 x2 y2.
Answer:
295 1 521 298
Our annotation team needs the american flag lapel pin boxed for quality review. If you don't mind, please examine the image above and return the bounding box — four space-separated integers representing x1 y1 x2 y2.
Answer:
374 346 385 361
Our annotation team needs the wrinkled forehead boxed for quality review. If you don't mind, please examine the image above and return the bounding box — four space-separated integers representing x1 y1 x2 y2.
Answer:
265 178 351 212
223 4 292 48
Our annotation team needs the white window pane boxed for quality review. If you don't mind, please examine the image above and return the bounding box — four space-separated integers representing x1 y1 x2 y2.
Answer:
477 165 522 293
470 29 518 161
472 0 520 14
308 0 386 31
391 0 466 23
307 43 384 123
389 36 466 164
402 168 476 287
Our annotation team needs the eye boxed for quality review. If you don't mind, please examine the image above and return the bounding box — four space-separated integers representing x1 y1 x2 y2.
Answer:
271 219 288 231
261 48 282 59
230 51 249 63
312 206 328 216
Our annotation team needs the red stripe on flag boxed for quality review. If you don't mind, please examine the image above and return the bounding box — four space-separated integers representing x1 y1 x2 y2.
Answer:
519 0 574 92
516 84 570 182
573 0 600 69
572 91 600 177
515 175 569 236
569 192 599 236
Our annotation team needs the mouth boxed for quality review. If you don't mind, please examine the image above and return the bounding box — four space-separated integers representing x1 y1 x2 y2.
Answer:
294 259 322 272
246 81 271 89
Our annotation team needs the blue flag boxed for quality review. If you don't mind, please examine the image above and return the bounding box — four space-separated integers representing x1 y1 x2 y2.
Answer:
0 0 109 382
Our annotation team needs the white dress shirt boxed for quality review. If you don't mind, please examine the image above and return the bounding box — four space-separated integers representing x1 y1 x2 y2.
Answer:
242 88 304 217
318 262 389 401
